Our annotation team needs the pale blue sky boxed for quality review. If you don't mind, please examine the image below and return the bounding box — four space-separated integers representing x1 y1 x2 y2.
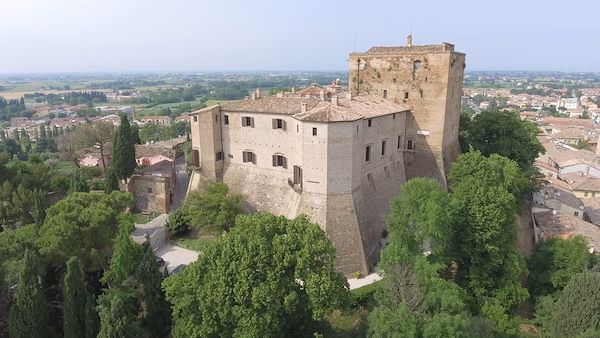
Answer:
0 0 598 73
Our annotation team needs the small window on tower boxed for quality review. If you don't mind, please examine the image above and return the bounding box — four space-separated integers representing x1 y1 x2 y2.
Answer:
367 119 372 127
312 128 317 136
404 92 409 100
193 116 198 122
224 115 229 125
407 139 414 150
383 89 388 99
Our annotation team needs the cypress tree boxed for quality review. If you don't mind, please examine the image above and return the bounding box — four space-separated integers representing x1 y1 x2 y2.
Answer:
102 218 143 287
34 127 39 141
130 123 142 145
112 114 136 182
138 243 171 336
32 188 46 233
63 257 99 338
12 128 20 142
104 167 120 194
97 291 140 338
39 125 47 139
8 250 48 338
69 171 90 193
0 129 5 141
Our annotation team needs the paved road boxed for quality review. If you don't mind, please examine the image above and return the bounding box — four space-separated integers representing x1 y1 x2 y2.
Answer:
171 155 190 211
156 244 199 273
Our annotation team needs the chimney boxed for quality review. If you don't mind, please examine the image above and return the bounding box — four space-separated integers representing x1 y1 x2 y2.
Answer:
407 34 413 47
291 87 296 93
332 96 339 106
251 92 257 100
301 103 307 113
319 90 325 100
255 88 261 99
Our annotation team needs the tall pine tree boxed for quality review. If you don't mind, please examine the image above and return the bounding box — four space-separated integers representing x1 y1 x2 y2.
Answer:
39 125 47 139
97 290 140 338
105 167 120 194
8 249 48 338
112 114 136 182
138 242 171 336
32 188 46 233
63 257 99 338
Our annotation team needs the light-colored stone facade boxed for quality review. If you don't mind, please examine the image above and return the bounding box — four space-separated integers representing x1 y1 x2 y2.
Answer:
188 42 464 275
349 42 465 184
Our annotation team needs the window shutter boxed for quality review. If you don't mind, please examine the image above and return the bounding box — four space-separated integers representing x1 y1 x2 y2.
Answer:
282 156 287 169
242 152 247 162
282 120 286 131
252 153 256 164
272 119 277 129
250 117 254 127
241 117 246 127
272 155 277 167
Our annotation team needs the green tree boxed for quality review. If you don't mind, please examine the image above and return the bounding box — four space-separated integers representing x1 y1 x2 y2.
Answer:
69 170 90 193
63 257 99 338
130 123 142 144
460 110 544 171
184 182 243 232
73 121 115 174
8 250 48 338
164 212 349 338
39 125 46 140
167 207 190 236
97 289 141 338
548 270 600 337
528 236 598 300
38 191 132 271
104 167 119 194
102 216 143 287
138 243 171 336
112 114 136 182
32 188 46 233
382 178 452 267
367 304 418 338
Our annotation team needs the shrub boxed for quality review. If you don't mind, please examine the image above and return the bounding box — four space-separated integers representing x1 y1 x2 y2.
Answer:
89 179 106 191
168 208 190 236
351 280 381 308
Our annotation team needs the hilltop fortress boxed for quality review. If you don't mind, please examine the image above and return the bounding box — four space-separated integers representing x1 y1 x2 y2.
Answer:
187 39 465 275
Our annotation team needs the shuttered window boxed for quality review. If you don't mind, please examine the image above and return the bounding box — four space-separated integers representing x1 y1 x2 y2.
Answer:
242 151 256 164
241 116 254 127
272 118 286 130
272 154 287 168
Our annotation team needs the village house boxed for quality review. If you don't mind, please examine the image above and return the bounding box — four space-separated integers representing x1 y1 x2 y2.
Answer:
533 210 600 253
187 40 465 275
129 160 175 213
137 115 171 125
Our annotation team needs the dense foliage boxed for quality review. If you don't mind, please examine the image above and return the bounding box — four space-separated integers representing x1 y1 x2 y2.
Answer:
183 182 243 232
164 212 349 338
459 110 544 171
112 115 136 181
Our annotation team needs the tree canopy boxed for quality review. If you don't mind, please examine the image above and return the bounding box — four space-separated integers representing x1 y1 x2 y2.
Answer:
184 182 243 232
111 115 136 181
164 212 349 338
37 191 132 271
459 110 544 171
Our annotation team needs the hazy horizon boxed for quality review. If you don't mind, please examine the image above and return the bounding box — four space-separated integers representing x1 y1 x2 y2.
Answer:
1 0 599 73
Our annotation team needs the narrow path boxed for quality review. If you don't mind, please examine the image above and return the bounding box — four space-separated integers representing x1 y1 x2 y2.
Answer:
171 155 189 211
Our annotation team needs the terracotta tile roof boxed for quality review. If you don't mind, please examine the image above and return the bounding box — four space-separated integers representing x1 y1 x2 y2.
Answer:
542 117 595 129
534 210 600 252
219 94 410 123
582 198 600 226
140 159 173 177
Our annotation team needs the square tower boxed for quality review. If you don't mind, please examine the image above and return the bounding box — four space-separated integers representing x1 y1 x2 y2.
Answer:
349 41 465 183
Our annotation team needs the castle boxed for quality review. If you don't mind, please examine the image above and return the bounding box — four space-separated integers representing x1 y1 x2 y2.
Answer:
188 39 465 275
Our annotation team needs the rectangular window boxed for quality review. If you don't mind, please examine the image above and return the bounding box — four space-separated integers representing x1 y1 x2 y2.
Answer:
215 114 218 122
193 116 198 122
241 116 254 127
365 145 371 162
147 187 153 193
297 124 299 133
383 89 388 99
272 118 286 130
312 128 317 136
404 92 409 100
367 119 372 127
585 192 589 197
381 140 386 156
397 135 402 149
272 154 287 168
574 211 579 217
392 113 396 119
407 139 414 150
215 151 223 161
293 165 302 186
242 151 255 164
224 115 229 125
